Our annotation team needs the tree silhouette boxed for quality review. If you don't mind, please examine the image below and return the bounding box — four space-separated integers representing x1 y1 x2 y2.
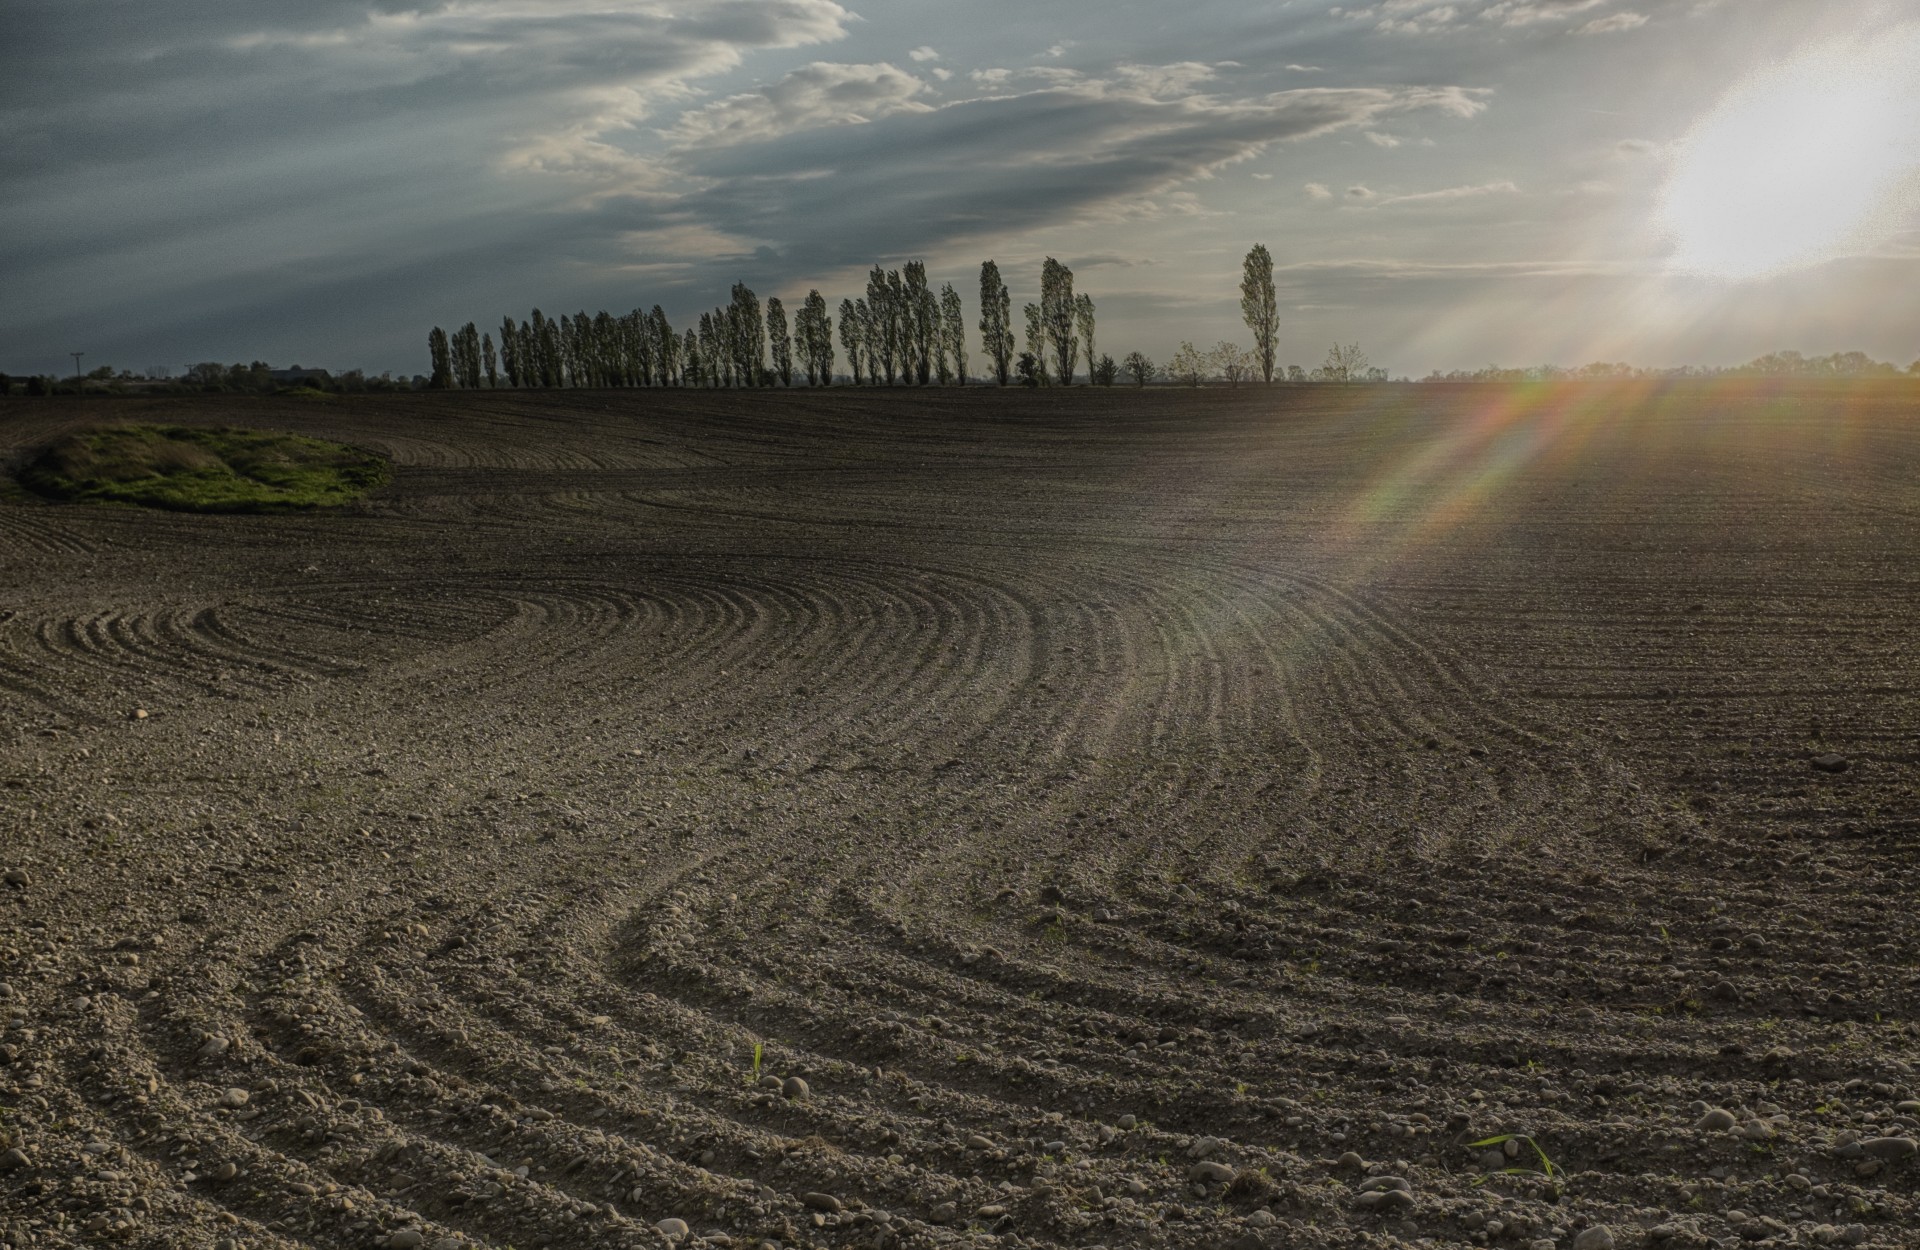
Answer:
428 327 453 389
1322 342 1368 383
838 298 864 385
939 283 968 385
1122 351 1155 386
801 290 834 385
1041 258 1078 385
979 261 1014 385
1073 293 1096 387
903 261 934 385
498 316 521 386
1023 302 1049 385
1169 341 1206 387
1091 354 1118 386
767 296 793 386
1212 341 1253 386
1241 243 1278 385
483 333 498 388
730 283 765 385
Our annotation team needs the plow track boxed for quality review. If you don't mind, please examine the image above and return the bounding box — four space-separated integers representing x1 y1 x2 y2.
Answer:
2 383 1919 1250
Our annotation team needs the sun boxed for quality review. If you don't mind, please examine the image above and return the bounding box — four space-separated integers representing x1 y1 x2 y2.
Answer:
1659 26 1920 280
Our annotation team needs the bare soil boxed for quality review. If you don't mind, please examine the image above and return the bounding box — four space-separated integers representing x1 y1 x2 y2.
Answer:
2 382 1918 1250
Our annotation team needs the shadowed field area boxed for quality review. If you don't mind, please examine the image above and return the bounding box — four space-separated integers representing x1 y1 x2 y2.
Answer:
1 382 1918 1250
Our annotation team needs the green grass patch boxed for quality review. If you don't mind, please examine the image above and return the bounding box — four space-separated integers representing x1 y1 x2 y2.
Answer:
20 424 389 513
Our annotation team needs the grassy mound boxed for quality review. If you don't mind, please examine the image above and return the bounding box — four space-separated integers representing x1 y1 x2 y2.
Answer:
21 425 389 512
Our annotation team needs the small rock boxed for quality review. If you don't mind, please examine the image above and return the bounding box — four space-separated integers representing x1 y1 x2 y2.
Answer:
654 1217 690 1241
1334 1151 1365 1170
1358 1176 1411 1194
2 869 28 888
929 1202 958 1224
1189 1161 1235 1184
1117 1114 1138 1130
211 1161 239 1182
1246 1210 1277 1228
214 1239 242 1250
801 1193 842 1213
781 1076 810 1100
1860 1135 1917 1159
1811 753 1850 773
1572 1228 1617 1250
386 1232 424 1250
975 1204 1006 1219
219 1088 251 1109
131 708 149 721
198 1035 231 1059
1694 1108 1737 1133
1125 1178 1148 1196
1739 1118 1774 1141
965 1134 996 1151
0 1147 29 1171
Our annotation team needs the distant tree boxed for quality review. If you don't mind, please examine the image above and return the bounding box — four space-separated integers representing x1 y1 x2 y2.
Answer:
1040 257 1078 385
535 311 561 387
483 333 498 387
459 322 484 388
683 327 703 388
1287 364 1307 384
498 316 521 386
1091 354 1118 386
939 283 967 384
766 296 793 386
979 260 1015 385
1212 341 1254 387
866 267 900 384
1240 243 1278 385
428 326 454 389
903 261 935 384
1168 341 1207 387
649 307 676 385
729 283 765 385
801 290 833 384
1073 293 1096 386
1023 302 1050 385
839 297 864 385
1122 351 1155 386
1323 342 1368 383
1015 352 1042 387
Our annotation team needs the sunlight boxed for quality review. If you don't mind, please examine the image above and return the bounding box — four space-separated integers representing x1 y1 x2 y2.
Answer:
1660 25 1920 280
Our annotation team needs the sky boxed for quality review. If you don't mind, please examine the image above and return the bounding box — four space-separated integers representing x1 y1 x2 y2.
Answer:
5 0 1920 379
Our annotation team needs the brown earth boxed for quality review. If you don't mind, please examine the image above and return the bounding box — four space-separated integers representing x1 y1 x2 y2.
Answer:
1 381 1918 1250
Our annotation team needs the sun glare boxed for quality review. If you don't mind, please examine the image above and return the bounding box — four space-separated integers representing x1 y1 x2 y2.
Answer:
1660 26 1920 280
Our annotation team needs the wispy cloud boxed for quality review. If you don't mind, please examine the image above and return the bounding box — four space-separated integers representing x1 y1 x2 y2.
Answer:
1577 11 1649 34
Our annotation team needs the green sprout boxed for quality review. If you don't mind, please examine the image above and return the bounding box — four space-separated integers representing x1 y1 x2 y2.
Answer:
1469 1134 1560 1179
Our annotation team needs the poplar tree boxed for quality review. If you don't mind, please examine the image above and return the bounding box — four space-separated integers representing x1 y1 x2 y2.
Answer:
979 260 1014 385
839 298 864 385
767 296 793 386
483 333 498 387
866 267 899 384
800 290 833 384
940 284 968 385
498 316 521 386
903 261 934 384
650 307 676 385
1241 243 1278 385
1073 294 1096 387
428 326 453 389
730 283 765 385
1023 303 1049 385
1040 258 1078 385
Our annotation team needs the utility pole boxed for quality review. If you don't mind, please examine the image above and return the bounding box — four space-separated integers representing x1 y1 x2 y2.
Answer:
70 352 84 395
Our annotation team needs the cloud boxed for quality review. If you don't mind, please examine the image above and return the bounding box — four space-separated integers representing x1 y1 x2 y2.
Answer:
1045 42 1074 59
931 67 953 81
1285 64 1326 73
663 62 930 149
1365 131 1402 147
1348 185 1378 199
909 45 940 62
1577 11 1649 34
1306 182 1335 199
1369 179 1521 206
1481 0 1608 25
1112 62 1218 98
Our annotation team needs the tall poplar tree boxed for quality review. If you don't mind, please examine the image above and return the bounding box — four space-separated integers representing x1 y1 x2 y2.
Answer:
428 326 453 389
1073 294 1096 387
1240 243 1278 385
839 298 864 385
729 283 765 385
498 316 521 386
903 261 934 384
979 260 1014 385
800 290 833 384
940 284 968 385
866 267 899 384
1023 302 1049 385
766 296 793 386
483 333 498 388
1040 258 1078 386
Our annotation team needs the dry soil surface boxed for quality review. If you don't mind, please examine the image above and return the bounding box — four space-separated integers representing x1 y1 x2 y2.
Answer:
2 383 1919 1250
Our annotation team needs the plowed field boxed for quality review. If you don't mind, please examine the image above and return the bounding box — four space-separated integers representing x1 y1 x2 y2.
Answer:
3 382 1919 1250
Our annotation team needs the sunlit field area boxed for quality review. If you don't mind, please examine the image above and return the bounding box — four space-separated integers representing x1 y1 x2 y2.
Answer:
3 382 1918 1250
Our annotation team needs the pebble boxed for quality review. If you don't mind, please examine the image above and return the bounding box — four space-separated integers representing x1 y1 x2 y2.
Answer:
1694 1108 1737 1132
1572 1228 1616 1250
1860 1135 1917 1159
655 1217 690 1241
1246 1210 1277 1228
0 1148 29 1171
781 1076 810 1100
1 869 28 888
211 1161 239 1181
1188 1161 1235 1183
1358 1176 1411 1194
1118 1114 1138 1130
801 1192 842 1213
1335 1151 1365 1170
1738 1118 1774 1141
965 1134 996 1151
219 1087 251 1109
930 1202 958 1223
1811 754 1850 773
386 1232 424 1250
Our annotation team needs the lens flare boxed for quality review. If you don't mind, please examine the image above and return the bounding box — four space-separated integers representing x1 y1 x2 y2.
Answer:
1659 26 1920 280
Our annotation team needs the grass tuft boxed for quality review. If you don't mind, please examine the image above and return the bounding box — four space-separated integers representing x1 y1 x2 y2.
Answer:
21 424 389 513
